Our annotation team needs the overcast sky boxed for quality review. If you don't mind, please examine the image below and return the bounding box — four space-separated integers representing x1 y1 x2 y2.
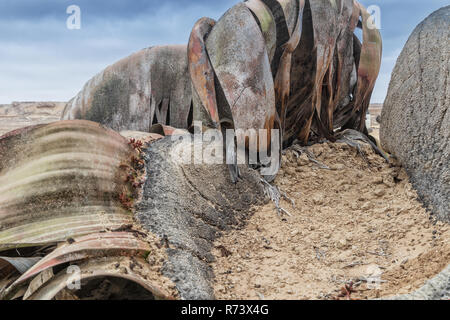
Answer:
0 0 448 104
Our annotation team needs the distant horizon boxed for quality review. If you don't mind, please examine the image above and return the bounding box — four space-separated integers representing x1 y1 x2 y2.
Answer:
1 0 448 104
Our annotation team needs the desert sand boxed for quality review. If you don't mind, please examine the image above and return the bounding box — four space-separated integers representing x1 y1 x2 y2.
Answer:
212 142 449 300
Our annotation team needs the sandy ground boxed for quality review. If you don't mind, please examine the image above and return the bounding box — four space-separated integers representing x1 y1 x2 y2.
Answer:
0 102 65 136
212 142 449 300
